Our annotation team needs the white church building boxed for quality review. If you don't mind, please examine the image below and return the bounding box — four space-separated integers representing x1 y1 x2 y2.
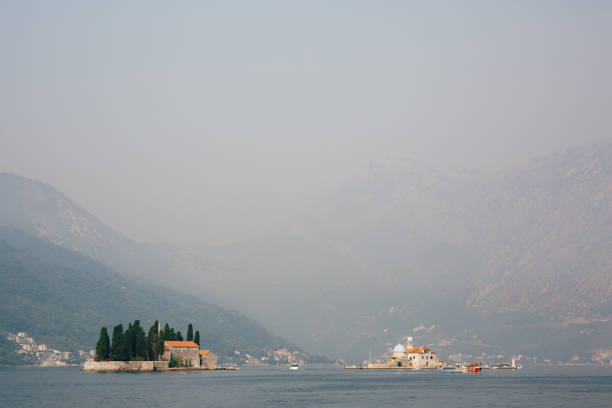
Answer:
383 337 443 369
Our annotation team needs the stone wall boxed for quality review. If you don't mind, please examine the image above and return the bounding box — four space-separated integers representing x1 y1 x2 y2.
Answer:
83 361 170 371
201 352 218 369
163 347 200 367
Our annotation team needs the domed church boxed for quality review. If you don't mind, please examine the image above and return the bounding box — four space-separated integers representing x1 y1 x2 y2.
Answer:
385 337 443 369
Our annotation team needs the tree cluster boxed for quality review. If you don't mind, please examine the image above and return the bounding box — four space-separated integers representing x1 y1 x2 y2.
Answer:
95 321 201 361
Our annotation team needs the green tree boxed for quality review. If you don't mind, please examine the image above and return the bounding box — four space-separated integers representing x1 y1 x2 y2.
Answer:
194 330 200 347
146 321 159 360
125 322 134 359
187 324 193 341
176 331 183 341
110 324 124 360
95 327 110 360
133 320 146 359
158 323 168 359
120 324 130 361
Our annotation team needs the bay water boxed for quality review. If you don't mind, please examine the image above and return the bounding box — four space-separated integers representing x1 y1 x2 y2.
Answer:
1 365 612 407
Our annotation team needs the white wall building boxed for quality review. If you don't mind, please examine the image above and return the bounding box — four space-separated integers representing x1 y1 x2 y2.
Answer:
386 337 443 369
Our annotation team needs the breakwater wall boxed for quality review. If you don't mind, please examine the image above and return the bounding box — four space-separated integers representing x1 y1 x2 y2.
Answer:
83 361 169 371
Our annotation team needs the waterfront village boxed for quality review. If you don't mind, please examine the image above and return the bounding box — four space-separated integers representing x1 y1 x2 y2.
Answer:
5 331 92 366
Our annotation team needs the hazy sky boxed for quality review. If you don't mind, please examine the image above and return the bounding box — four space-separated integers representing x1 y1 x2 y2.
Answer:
1 1 611 245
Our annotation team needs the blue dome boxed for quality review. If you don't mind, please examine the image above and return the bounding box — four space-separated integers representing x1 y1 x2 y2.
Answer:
393 344 406 353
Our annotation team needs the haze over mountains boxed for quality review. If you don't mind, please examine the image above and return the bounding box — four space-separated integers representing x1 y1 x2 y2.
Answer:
1 144 611 365
0 227 311 364
0 177 321 364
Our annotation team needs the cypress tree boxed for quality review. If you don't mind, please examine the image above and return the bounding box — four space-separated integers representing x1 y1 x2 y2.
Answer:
158 323 167 360
194 331 200 347
157 335 164 361
134 320 146 359
176 331 183 341
121 324 130 361
95 327 110 360
187 324 193 341
125 323 136 360
146 321 159 361
125 322 134 359
110 324 124 361
168 328 176 341
163 323 170 339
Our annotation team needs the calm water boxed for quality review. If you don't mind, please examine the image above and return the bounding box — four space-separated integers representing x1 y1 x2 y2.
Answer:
1 365 612 407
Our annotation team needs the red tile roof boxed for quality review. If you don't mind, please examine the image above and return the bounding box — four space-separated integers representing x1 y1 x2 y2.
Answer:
199 350 210 356
164 341 199 349
404 346 432 354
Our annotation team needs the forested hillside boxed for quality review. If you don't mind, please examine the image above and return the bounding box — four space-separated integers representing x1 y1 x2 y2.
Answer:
0 227 322 364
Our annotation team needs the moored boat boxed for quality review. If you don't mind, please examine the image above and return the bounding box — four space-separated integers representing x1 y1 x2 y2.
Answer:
438 365 457 370
491 359 521 370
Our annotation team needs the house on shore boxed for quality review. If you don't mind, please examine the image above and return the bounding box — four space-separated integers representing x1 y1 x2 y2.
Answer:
163 341 200 367
199 350 218 369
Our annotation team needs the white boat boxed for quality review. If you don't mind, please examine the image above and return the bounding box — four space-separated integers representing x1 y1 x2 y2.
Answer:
491 359 521 370
289 363 299 370
438 365 457 370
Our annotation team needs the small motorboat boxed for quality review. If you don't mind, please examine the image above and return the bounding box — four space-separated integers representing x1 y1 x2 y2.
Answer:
289 363 299 370
466 363 482 373
492 359 521 370
438 365 457 370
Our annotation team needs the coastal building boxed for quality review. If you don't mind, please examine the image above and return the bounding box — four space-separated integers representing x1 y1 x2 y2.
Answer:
385 337 443 369
162 341 201 367
199 350 218 369
359 337 444 369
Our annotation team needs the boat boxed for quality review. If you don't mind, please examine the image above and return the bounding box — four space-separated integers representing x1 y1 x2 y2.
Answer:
466 363 482 373
289 363 299 370
438 365 458 370
491 359 521 370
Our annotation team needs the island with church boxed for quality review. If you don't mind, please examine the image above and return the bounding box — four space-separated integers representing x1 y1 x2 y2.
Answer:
345 336 444 370
83 320 225 372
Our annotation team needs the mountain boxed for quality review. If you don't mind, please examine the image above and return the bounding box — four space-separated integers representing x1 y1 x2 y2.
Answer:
0 173 233 306
1 144 611 365
0 227 323 364
142 145 612 364
288 144 612 362
0 174 171 282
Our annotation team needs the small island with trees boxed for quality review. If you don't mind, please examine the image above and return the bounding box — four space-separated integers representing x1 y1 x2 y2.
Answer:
84 320 222 371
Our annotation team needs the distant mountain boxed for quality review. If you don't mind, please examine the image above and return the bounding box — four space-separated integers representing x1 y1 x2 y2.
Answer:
0 173 153 278
1 144 611 365
0 173 231 305
0 227 324 364
465 146 612 319
146 145 612 364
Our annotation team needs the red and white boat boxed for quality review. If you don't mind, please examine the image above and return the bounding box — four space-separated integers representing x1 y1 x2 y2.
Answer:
466 363 482 373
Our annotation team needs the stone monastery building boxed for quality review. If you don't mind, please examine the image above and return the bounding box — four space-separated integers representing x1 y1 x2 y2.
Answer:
162 341 217 369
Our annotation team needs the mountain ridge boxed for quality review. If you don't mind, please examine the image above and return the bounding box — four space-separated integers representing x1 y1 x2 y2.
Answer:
1 144 611 364
0 226 326 364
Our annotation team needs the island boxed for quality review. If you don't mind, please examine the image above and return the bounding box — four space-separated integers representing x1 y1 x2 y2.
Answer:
83 320 224 372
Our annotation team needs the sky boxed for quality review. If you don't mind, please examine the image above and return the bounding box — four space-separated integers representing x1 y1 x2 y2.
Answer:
1 0 611 245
